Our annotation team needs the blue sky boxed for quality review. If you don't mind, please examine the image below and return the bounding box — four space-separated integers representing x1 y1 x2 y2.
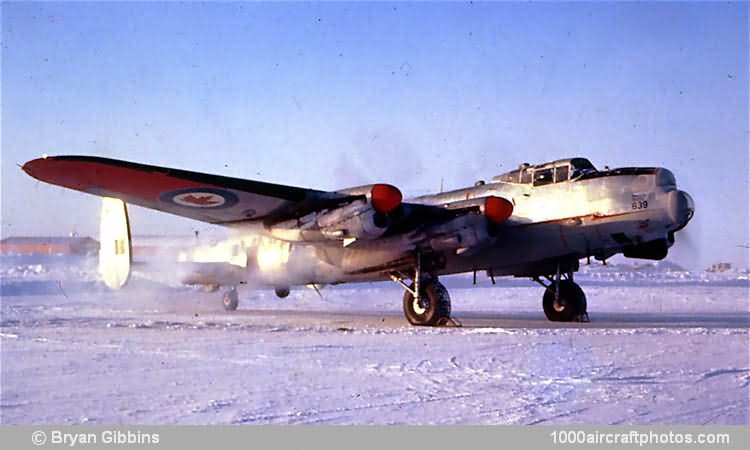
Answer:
2 1 748 269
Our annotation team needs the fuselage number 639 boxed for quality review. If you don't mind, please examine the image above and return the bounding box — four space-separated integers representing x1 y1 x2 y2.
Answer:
632 200 648 210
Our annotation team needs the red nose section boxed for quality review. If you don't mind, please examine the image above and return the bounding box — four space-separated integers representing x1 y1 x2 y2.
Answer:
484 196 514 224
371 184 403 214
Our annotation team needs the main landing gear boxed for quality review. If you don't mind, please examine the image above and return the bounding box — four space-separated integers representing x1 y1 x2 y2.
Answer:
533 266 588 322
390 253 457 327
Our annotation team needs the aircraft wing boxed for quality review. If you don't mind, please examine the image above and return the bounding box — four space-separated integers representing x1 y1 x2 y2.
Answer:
22 156 360 225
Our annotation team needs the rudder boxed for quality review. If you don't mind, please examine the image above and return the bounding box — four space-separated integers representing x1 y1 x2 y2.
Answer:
98 197 132 289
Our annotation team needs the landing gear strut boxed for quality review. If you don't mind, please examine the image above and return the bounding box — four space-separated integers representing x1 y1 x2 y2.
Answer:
222 287 239 311
533 266 588 322
390 253 456 327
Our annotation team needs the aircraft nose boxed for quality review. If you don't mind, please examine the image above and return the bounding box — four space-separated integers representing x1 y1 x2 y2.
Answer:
667 190 694 231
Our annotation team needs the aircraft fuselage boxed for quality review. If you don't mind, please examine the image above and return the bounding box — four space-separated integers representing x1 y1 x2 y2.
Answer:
207 160 694 288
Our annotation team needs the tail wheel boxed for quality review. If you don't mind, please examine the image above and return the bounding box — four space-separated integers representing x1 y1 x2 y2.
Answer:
222 288 239 311
403 281 451 326
542 280 586 322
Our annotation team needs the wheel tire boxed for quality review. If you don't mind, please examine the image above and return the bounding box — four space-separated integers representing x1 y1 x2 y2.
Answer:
403 281 451 326
222 289 239 311
275 287 290 299
542 280 586 322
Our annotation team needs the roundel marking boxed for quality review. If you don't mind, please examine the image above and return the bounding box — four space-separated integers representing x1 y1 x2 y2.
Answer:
160 188 239 209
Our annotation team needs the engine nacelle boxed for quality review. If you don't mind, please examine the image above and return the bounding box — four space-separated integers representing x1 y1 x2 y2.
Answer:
428 196 514 253
317 200 388 240
443 195 514 224
317 184 403 241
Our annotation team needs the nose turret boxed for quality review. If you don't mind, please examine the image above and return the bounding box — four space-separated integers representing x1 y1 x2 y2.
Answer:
667 190 695 231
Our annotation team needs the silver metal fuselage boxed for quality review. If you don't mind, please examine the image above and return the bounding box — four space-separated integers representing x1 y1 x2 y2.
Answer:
418 167 693 278
202 164 694 288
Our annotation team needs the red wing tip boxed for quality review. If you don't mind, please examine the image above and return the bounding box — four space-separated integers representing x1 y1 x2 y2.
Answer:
21 159 41 175
22 157 46 175
22 155 68 179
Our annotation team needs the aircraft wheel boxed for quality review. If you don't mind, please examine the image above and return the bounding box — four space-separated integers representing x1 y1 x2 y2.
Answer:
542 280 586 322
222 288 239 311
275 287 290 298
403 280 451 326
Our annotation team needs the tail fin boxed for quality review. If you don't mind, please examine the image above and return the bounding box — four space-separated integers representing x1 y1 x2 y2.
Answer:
98 197 131 289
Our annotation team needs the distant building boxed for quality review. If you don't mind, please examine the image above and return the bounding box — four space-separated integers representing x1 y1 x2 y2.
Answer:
706 262 732 273
0 236 99 256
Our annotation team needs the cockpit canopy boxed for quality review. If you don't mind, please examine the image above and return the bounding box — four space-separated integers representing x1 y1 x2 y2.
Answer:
493 158 597 186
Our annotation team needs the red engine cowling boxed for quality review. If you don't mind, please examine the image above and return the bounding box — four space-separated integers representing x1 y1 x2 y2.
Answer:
370 184 402 214
444 195 514 224
483 196 514 224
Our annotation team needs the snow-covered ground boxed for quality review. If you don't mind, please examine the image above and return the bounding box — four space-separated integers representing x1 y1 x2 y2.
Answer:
1 256 749 424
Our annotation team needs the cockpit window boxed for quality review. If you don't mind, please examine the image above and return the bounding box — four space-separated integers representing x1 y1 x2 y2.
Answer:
570 158 596 179
494 158 598 185
520 169 532 184
533 168 554 186
571 158 595 171
500 169 521 183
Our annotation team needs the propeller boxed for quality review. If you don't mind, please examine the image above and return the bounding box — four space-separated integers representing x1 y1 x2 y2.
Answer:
671 220 701 268
677 228 700 258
